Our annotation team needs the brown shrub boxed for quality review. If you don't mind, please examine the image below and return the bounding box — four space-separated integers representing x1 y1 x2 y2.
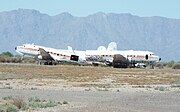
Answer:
0 57 5 62
165 61 175 67
0 56 22 63
172 63 180 69
12 97 26 109
155 63 164 69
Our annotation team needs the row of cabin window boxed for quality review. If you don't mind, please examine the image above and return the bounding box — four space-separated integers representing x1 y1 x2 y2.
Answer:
87 55 113 57
47 52 67 57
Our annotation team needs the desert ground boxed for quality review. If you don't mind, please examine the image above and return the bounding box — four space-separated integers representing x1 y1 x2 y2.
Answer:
0 63 180 112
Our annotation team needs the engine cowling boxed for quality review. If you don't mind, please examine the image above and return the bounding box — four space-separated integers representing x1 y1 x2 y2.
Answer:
112 54 129 68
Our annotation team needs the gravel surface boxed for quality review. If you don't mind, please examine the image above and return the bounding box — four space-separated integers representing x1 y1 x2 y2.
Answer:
0 63 180 111
0 89 180 112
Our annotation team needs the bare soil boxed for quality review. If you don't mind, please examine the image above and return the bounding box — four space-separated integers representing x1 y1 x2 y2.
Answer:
0 63 180 112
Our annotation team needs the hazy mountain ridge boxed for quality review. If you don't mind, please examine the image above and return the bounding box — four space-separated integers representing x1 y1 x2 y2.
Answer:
0 9 179 61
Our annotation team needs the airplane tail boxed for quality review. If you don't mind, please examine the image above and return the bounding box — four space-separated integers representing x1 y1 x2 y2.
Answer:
67 46 75 53
97 46 106 51
107 42 117 51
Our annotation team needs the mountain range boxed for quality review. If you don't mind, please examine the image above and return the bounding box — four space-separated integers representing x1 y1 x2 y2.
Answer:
0 9 179 61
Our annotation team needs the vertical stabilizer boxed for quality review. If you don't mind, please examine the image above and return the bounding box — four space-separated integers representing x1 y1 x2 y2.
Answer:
107 42 117 51
68 46 74 53
97 46 106 51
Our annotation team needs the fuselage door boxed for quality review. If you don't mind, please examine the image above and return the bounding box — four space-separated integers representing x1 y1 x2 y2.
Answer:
145 54 148 60
70 55 79 61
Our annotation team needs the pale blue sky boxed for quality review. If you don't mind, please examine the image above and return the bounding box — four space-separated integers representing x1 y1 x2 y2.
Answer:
0 0 179 18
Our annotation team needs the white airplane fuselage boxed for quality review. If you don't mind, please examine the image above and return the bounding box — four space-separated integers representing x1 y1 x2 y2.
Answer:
84 50 160 63
15 43 161 66
15 44 86 63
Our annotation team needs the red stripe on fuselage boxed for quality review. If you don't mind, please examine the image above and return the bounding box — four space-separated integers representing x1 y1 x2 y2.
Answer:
25 48 71 58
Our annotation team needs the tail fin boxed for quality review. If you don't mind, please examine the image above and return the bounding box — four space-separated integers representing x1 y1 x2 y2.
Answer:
97 46 106 51
67 46 74 53
107 42 117 51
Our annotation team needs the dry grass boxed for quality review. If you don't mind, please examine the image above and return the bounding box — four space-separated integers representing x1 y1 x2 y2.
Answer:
0 63 180 86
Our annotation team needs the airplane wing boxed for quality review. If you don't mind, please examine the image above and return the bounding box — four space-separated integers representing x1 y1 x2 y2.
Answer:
39 48 54 60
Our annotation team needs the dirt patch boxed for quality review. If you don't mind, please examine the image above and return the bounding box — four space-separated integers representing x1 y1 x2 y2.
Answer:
0 63 180 112
0 63 180 86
